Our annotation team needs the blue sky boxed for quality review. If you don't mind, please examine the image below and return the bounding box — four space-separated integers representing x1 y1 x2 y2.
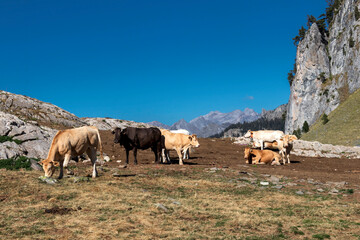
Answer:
0 0 328 125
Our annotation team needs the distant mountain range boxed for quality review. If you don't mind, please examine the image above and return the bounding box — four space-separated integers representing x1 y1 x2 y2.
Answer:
148 106 286 137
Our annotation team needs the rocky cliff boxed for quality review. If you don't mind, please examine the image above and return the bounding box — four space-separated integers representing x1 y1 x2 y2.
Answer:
285 0 360 133
0 90 86 129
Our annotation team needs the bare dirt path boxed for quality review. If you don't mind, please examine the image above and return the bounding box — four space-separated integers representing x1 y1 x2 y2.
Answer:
100 131 360 187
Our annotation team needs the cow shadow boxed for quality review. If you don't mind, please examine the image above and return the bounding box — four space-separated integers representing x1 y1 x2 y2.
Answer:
167 159 199 165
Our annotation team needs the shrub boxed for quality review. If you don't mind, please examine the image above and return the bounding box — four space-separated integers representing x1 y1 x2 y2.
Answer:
319 72 327 83
0 156 39 171
292 128 302 139
0 135 23 145
302 121 310 133
321 113 329 124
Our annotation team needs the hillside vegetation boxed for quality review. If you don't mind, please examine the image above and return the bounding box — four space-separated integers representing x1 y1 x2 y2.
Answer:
301 88 360 146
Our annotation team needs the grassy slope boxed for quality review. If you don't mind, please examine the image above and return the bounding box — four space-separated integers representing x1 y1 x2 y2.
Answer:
301 88 360 146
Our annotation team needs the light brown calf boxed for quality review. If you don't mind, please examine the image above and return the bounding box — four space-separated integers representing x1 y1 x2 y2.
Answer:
244 147 281 166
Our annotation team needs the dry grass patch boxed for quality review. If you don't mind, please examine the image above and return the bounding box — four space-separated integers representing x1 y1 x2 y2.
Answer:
1 167 360 239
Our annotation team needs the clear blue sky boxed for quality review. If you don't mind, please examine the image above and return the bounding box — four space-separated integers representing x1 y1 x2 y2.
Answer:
0 0 328 125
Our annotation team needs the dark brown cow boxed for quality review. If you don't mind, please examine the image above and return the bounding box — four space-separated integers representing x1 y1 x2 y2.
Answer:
112 127 163 165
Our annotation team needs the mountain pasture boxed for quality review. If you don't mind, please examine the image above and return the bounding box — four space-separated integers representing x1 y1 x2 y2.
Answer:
1 134 360 239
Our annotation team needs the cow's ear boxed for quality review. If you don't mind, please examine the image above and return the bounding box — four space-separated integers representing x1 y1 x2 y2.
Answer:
188 136 192 140
279 137 283 141
53 161 59 167
39 160 45 166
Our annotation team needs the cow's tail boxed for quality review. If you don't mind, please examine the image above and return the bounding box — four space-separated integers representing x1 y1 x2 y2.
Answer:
96 129 104 160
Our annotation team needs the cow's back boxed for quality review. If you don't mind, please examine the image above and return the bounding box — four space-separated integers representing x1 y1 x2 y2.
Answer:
163 131 190 149
124 127 161 149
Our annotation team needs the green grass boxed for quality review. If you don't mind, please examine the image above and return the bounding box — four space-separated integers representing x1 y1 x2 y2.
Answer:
0 135 23 144
301 88 360 146
0 156 38 170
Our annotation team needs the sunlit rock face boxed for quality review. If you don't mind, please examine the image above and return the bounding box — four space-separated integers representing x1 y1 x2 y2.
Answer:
285 0 360 133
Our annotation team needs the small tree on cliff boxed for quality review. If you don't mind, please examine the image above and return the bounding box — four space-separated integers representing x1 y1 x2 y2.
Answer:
293 26 307 46
321 113 329 124
292 128 302 139
302 121 310 133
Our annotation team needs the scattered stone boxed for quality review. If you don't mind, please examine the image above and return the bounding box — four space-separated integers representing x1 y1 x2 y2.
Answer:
260 181 269 186
306 191 313 195
329 188 339 194
296 190 304 195
104 156 111 162
326 181 347 188
72 176 89 183
268 176 280 183
317 188 325 193
236 184 248 188
272 185 284 190
286 182 298 187
38 176 58 185
168 198 181 205
155 203 169 212
116 160 122 163
118 165 127 169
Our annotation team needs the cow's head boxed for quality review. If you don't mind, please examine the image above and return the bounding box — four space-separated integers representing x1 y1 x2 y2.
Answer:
189 134 200 148
280 135 298 148
244 147 252 159
39 159 56 177
244 130 252 138
112 128 123 144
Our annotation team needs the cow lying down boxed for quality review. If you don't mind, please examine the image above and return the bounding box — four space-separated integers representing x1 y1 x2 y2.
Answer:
244 147 281 166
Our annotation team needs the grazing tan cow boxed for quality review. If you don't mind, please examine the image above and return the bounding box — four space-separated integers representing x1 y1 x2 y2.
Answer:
40 126 103 179
244 147 281 166
160 129 200 165
244 130 284 150
252 134 298 164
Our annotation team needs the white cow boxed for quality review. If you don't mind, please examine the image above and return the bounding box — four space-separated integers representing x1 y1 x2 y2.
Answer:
244 130 284 150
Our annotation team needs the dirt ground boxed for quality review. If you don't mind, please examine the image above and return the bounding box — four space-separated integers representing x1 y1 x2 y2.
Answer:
100 130 360 187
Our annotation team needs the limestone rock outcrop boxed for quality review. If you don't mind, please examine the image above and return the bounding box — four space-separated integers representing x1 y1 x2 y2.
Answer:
0 90 86 128
285 0 360 133
0 111 57 159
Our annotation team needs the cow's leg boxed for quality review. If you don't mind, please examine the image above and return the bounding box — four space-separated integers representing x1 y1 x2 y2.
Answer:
133 148 138 165
287 153 290 164
187 148 190 159
280 150 286 165
166 150 171 163
63 154 72 174
260 140 264 150
125 149 130 165
152 146 158 163
176 148 183 165
161 149 167 163
58 160 64 179
87 148 98 178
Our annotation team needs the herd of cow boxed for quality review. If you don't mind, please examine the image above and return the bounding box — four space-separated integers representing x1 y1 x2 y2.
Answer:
39 126 297 179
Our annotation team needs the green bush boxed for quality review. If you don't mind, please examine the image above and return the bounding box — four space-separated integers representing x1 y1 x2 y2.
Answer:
302 121 310 133
321 113 329 124
0 135 23 145
0 156 39 171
